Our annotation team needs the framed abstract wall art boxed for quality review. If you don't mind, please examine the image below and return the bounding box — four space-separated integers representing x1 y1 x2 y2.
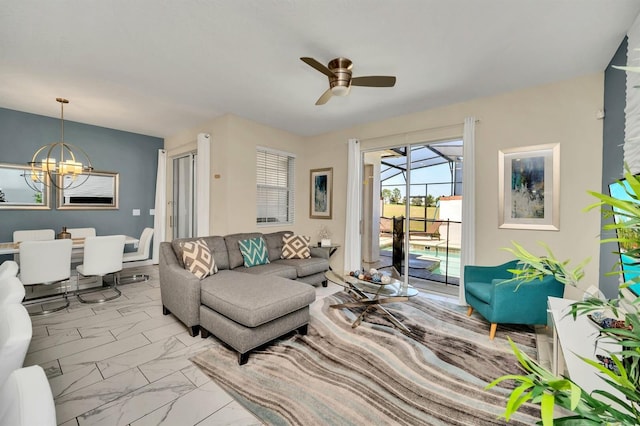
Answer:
310 167 333 219
498 143 560 230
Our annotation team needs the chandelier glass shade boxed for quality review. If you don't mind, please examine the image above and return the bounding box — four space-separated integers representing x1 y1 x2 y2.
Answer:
26 98 93 191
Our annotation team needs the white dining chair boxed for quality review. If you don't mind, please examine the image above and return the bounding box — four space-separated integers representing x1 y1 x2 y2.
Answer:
19 239 73 315
77 235 126 303
12 229 55 242
0 260 19 281
12 229 55 263
0 277 26 306
67 227 96 238
120 227 154 284
0 304 32 388
67 227 97 263
0 365 56 426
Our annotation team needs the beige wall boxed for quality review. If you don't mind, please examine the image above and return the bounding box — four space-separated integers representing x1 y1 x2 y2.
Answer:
298 73 604 297
165 114 306 237
166 73 605 296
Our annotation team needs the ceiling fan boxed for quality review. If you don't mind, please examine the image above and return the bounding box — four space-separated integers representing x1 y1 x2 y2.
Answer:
300 57 396 105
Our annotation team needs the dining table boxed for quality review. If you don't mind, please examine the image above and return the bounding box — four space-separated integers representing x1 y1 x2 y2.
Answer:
0 236 139 256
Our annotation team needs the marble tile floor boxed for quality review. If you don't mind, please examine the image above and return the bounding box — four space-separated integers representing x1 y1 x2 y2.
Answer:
25 265 345 426
24 265 548 425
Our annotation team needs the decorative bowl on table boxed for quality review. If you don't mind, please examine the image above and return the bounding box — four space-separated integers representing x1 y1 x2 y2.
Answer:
348 268 391 284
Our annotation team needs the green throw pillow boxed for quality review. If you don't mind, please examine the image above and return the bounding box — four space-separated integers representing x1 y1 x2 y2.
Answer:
238 237 270 267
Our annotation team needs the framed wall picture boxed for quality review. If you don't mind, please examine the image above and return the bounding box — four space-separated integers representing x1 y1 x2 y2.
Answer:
498 143 560 230
310 167 333 219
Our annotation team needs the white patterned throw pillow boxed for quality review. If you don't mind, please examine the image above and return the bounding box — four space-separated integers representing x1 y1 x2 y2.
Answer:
181 239 217 279
281 234 311 259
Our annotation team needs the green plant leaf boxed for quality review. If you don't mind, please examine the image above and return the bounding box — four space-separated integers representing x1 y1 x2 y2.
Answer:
505 383 534 420
540 393 555 426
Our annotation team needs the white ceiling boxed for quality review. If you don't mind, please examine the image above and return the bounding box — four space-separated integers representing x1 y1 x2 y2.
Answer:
1 1 639 139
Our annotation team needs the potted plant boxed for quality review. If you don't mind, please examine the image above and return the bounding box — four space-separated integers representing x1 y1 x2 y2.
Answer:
488 169 640 425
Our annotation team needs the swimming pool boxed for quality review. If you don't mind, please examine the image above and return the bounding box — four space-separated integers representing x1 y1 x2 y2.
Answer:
381 247 461 278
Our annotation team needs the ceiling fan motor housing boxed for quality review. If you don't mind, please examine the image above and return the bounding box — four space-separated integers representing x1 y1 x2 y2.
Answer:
328 57 352 96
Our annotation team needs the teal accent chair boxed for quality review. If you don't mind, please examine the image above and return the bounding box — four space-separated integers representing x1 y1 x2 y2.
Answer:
464 260 564 339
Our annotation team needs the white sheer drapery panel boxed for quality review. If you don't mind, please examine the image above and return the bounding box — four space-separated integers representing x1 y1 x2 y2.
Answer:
196 133 211 237
152 149 167 264
626 15 640 174
459 117 477 305
344 139 361 273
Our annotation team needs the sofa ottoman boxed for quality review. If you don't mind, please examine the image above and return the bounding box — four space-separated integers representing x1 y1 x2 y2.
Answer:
199 270 316 364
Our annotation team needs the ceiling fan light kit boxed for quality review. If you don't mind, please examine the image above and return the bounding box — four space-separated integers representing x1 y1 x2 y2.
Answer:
300 56 396 105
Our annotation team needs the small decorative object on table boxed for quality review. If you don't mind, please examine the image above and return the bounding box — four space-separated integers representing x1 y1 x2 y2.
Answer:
596 354 620 374
587 312 633 331
318 225 332 247
56 226 71 239
348 268 390 284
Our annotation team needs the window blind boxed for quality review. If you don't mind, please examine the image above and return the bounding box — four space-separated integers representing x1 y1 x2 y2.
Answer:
256 148 295 225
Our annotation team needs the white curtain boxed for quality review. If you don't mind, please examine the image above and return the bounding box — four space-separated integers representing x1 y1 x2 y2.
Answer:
196 133 211 237
344 138 361 272
626 15 640 174
459 117 477 305
152 149 167 264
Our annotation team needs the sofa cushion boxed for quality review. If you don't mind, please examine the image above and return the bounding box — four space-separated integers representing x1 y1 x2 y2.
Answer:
200 270 316 327
180 239 217 279
224 233 263 269
237 263 297 280
274 257 329 277
281 234 310 259
263 231 289 262
238 237 270 267
171 236 229 270
465 281 492 304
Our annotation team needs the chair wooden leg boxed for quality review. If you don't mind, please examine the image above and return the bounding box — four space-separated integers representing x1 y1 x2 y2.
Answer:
466 306 474 316
489 323 497 340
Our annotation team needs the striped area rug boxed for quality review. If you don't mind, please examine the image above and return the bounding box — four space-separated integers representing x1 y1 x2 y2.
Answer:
191 292 540 425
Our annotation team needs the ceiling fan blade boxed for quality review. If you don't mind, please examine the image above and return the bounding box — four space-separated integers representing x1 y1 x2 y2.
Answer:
300 57 336 78
351 76 396 87
315 88 333 105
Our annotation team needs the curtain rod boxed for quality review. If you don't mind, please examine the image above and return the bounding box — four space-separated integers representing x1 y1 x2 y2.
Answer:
359 119 480 144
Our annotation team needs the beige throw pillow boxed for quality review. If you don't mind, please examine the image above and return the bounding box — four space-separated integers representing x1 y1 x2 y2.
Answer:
281 234 311 259
181 239 217 279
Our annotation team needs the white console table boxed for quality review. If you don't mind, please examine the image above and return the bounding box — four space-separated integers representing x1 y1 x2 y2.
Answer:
548 296 626 405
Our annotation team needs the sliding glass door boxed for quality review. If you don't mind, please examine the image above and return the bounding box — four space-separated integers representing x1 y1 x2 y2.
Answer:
172 153 197 239
362 139 463 291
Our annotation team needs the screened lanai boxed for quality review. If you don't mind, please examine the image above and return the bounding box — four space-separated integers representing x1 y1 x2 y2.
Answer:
366 139 464 290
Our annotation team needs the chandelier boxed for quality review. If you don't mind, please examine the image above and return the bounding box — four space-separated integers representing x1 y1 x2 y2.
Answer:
26 98 94 191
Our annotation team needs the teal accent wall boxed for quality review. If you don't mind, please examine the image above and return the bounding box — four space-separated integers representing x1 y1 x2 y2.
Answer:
0 107 163 258
600 38 627 298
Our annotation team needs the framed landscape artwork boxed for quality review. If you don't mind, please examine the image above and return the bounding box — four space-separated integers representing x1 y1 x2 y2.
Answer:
498 143 560 230
310 167 333 219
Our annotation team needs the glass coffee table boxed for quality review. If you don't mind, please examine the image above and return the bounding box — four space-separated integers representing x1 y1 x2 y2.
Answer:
325 271 418 333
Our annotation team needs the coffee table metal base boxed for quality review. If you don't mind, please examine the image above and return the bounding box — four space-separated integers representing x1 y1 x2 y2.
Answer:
330 285 412 333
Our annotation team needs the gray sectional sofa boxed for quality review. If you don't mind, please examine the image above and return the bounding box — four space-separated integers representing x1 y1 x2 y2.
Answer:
159 231 329 364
